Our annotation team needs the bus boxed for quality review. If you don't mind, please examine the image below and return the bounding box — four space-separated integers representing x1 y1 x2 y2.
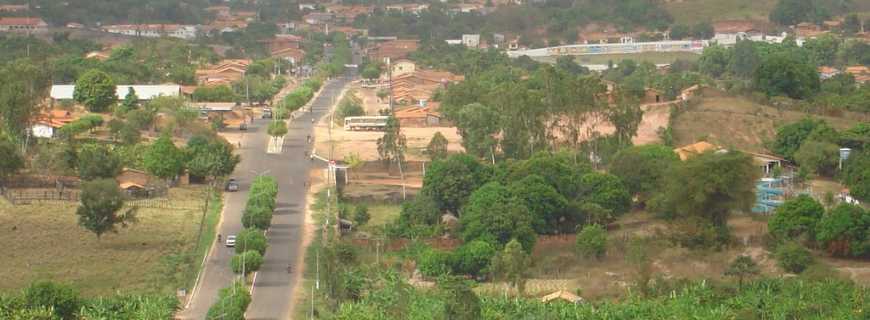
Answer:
344 116 389 131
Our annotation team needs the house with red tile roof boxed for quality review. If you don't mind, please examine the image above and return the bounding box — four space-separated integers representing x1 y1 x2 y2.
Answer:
0 17 47 33
368 39 420 64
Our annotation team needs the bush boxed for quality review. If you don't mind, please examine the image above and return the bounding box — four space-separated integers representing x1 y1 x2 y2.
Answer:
451 240 496 277
23 281 80 320
418 248 453 278
242 204 273 230
206 281 250 320
231 250 264 275
235 229 268 255
575 224 607 259
775 242 813 274
353 204 370 226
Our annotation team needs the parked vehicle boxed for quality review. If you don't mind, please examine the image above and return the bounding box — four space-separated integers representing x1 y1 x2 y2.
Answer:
226 178 239 192
262 108 273 119
225 235 236 247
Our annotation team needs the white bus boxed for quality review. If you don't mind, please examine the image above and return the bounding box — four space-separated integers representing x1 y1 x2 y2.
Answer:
344 116 389 131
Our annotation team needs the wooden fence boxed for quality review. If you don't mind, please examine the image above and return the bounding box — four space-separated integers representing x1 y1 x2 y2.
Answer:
1 188 80 205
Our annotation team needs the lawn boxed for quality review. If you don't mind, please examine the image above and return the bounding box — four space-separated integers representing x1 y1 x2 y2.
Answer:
0 185 220 297
664 0 777 24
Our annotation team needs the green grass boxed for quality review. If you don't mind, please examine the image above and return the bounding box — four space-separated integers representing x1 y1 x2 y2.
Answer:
535 52 700 66
0 186 215 296
664 0 777 24
183 189 223 291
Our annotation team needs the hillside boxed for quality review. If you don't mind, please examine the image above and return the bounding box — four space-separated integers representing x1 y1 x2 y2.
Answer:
671 91 866 153
664 0 778 24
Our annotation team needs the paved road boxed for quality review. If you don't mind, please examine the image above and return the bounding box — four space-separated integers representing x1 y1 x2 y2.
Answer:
178 77 349 319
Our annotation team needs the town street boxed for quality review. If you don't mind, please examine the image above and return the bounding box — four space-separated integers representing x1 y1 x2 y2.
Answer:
178 77 349 319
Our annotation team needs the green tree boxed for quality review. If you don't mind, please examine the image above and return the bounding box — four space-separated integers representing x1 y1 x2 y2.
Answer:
804 34 840 66
142 133 185 180
669 24 690 40
23 281 80 320
772 118 838 160
396 193 442 227
425 131 449 160
453 103 501 158
76 179 137 239
421 154 489 214
335 92 365 122
651 151 759 243
361 64 381 80
185 136 240 180
77 143 121 180
119 87 138 112
775 241 813 273
609 144 679 204
691 21 714 39
418 247 452 278
816 204 870 257
438 277 481 320
267 120 288 141
794 139 839 176
575 224 607 259
74 69 116 112
699 45 731 78
192 85 237 102
231 250 264 275
376 115 407 167
754 51 820 99
354 204 370 227
459 182 536 251
234 228 268 255
768 195 825 241
452 240 497 277
206 281 250 320
576 172 632 217
605 98 644 147
0 138 24 182
508 174 570 234
724 255 760 287
770 0 817 25
842 149 870 201
729 40 760 78
490 239 531 296
0 60 49 139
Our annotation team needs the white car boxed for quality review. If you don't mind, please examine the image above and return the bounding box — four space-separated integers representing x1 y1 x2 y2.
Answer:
225 235 236 247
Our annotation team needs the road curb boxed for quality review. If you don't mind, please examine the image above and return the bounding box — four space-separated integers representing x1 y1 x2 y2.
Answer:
183 193 229 310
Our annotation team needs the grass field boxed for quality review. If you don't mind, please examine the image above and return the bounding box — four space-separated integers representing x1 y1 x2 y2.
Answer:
664 0 777 24
671 94 864 153
0 186 221 297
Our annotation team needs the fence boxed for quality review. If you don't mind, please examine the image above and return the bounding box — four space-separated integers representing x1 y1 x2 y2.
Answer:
1 188 80 205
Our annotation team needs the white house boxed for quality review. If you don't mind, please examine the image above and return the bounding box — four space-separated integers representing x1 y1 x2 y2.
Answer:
461 34 480 48
102 24 199 40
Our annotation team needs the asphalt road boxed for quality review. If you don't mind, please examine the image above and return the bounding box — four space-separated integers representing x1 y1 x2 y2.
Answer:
178 77 349 320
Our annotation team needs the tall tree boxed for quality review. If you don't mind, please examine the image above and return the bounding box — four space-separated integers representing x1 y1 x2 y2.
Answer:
770 0 817 25
120 87 139 112
754 51 820 99
376 115 407 167
768 195 825 241
0 138 24 183
651 151 759 241
143 133 185 180
453 103 501 158
76 179 137 239
186 136 240 180
490 239 531 297
605 97 644 147
425 131 449 160
459 182 537 251
421 154 490 214
77 143 122 180
609 144 679 204
0 59 49 139
74 69 117 113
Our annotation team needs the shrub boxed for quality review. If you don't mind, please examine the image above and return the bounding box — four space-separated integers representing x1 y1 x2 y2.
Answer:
353 204 370 227
575 224 607 259
418 248 452 278
235 229 268 255
775 242 813 274
231 250 264 275
451 240 496 277
206 281 250 320
23 281 80 320
242 204 272 230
